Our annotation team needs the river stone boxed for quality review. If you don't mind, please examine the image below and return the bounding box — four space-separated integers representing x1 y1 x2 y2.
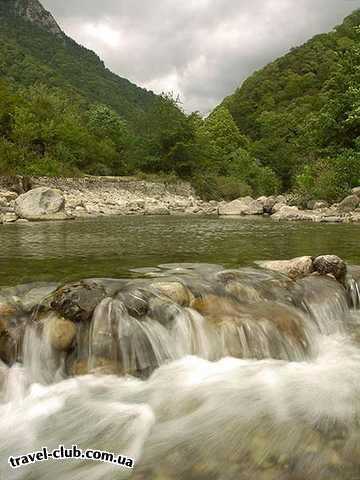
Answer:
0 323 16 364
14 187 68 221
50 281 107 322
46 316 77 351
271 205 303 221
313 255 347 283
150 281 194 306
338 195 359 213
115 286 151 318
218 197 263 216
257 256 314 280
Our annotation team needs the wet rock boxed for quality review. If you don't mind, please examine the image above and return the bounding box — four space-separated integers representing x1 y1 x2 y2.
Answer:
1 212 18 224
0 318 17 365
191 294 309 358
150 281 194 306
219 197 263 216
313 255 347 283
50 281 107 322
14 187 69 221
257 256 314 280
45 315 77 351
115 286 151 318
338 195 359 213
215 268 304 307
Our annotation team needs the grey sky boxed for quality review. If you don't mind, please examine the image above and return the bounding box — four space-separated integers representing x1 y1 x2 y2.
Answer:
41 0 358 113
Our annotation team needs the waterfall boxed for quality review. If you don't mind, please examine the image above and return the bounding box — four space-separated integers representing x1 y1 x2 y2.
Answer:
1 262 360 479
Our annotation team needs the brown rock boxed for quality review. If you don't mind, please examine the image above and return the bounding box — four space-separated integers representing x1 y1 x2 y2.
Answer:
46 316 77 351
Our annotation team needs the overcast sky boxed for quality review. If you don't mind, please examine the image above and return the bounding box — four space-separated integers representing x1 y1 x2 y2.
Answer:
42 0 358 114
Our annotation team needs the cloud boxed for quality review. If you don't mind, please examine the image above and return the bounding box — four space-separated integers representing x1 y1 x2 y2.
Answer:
42 0 356 113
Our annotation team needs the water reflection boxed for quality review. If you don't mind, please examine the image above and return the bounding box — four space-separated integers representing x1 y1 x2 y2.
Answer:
1 216 360 286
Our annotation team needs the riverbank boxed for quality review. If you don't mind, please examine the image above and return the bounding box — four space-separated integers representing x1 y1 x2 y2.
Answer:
1 176 360 223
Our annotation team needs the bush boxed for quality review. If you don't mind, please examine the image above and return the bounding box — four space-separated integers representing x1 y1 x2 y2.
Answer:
193 174 253 201
294 152 360 202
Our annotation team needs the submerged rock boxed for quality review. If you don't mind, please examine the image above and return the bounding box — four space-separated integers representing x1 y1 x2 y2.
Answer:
14 187 69 221
257 256 314 280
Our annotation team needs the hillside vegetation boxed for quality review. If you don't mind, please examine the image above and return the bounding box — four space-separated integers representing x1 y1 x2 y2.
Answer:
223 10 360 201
1 1 360 202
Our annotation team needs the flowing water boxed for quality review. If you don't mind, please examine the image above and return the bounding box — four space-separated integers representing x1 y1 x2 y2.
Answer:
1 217 360 479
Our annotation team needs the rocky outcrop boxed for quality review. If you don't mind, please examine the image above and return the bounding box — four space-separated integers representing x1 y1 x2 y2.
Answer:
218 197 263 216
12 0 63 35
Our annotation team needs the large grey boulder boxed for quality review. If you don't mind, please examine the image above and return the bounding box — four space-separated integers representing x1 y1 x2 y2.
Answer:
219 197 263 216
14 187 68 221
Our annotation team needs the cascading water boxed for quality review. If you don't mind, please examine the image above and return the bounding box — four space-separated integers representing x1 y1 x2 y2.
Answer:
0 261 360 480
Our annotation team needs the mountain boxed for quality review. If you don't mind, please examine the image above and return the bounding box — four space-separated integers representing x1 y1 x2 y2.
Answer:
221 10 360 195
0 0 62 35
0 0 160 126
0 0 195 179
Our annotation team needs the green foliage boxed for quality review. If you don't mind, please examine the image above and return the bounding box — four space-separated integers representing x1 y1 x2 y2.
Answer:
294 151 360 202
193 175 253 202
223 9 360 196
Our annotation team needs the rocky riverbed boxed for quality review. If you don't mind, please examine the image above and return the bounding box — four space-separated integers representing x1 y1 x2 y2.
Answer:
1 176 360 223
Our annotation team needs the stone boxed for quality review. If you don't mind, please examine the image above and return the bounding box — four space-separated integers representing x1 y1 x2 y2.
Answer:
313 200 329 209
50 281 108 322
257 256 314 280
1 212 18 223
144 203 170 215
257 196 276 214
271 205 303 221
313 255 347 283
14 187 68 221
150 281 194 307
46 316 77 351
218 197 263 216
0 191 18 202
337 195 359 213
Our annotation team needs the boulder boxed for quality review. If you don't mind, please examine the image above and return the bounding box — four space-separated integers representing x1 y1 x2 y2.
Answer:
337 195 359 213
145 203 170 215
257 256 314 280
50 281 107 322
271 202 287 214
218 197 263 216
313 200 329 210
45 315 77 351
257 196 276 214
307 200 328 210
313 255 347 283
271 206 305 221
14 187 68 221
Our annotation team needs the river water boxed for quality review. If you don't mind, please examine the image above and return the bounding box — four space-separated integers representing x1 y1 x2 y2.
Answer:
1 216 360 480
1 216 360 286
